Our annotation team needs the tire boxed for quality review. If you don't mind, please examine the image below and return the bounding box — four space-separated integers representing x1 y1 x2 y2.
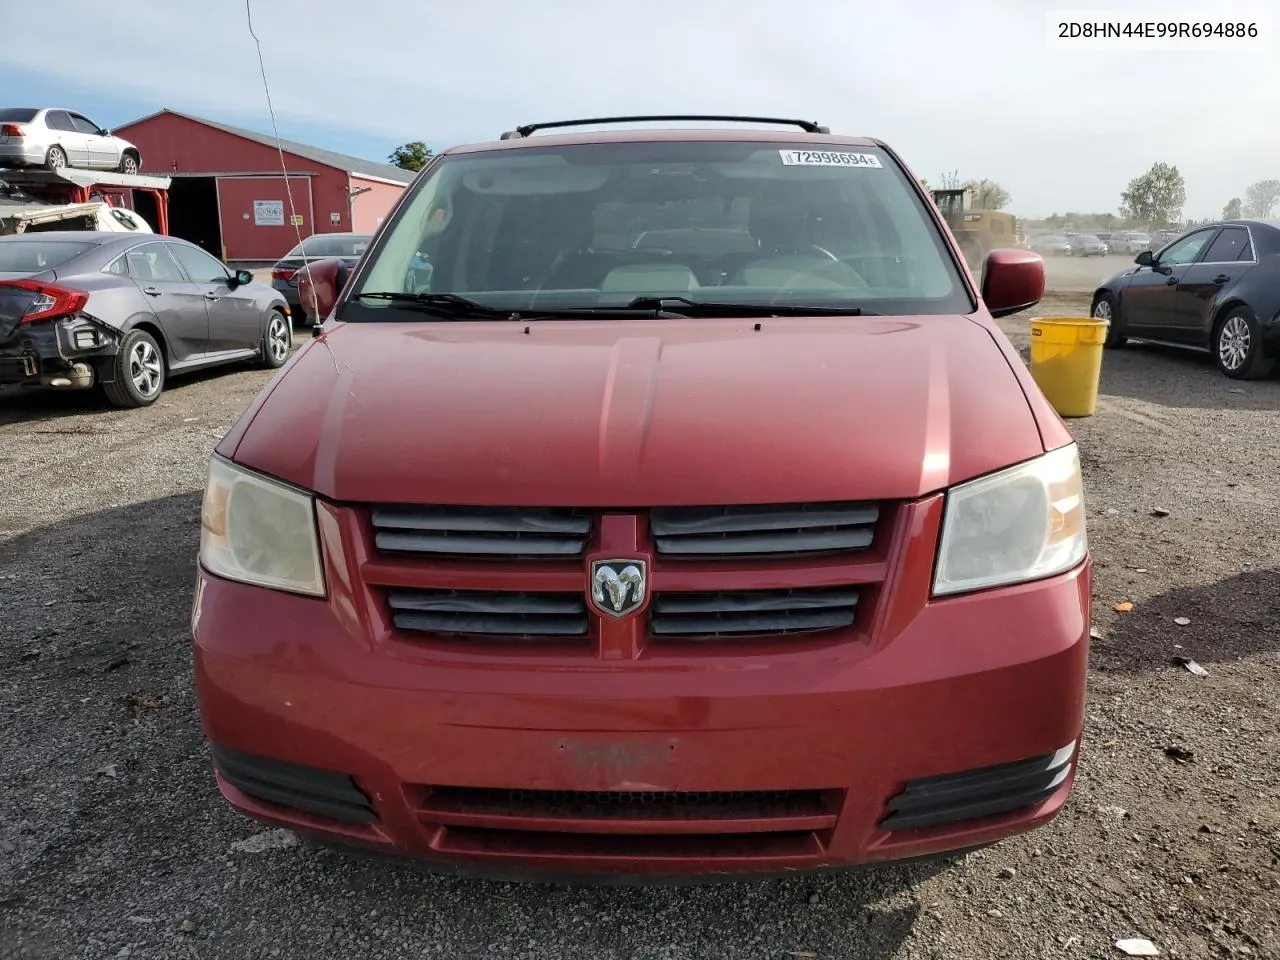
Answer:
1213 305 1273 380
259 310 291 368
119 152 140 175
102 329 165 408
1092 292 1126 348
45 145 67 172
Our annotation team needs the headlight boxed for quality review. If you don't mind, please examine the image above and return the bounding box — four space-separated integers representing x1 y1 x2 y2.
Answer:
933 443 1087 597
199 455 326 597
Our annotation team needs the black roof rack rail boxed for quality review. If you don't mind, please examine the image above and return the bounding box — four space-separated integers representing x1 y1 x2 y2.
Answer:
498 114 830 140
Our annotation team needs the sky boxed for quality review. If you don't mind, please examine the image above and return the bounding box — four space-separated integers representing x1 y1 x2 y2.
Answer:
4 0 1277 220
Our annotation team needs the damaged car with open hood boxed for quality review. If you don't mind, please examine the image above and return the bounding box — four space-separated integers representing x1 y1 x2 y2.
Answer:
193 115 1091 880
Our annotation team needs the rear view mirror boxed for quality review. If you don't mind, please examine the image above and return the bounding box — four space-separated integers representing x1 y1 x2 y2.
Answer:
295 257 351 328
981 248 1045 318
1134 250 1154 266
233 269 253 287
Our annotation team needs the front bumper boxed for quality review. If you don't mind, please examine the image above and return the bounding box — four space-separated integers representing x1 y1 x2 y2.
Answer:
192 495 1091 880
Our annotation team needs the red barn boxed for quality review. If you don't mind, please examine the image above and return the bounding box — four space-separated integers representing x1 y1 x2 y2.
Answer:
112 108 416 262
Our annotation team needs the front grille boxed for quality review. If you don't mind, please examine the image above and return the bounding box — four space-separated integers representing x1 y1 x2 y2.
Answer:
386 588 588 638
649 502 880 558
370 505 590 559
879 742 1076 832
651 587 859 638
421 787 830 822
211 744 375 824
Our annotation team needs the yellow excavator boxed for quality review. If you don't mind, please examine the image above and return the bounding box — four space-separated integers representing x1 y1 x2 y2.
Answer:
929 188 1022 269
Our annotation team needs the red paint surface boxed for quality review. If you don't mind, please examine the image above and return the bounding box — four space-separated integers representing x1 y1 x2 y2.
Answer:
215 176 314 261
227 314 1048 505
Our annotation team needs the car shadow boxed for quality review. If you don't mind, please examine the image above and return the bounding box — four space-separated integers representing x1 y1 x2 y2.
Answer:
999 332 1280 412
1091 567 1280 674
1097 342 1280 410
2 493 952 960
0 343 308 426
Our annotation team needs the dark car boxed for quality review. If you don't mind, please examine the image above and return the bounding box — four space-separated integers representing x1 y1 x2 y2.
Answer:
0 232 292 407
271 232 371 324
1091 219 1280 380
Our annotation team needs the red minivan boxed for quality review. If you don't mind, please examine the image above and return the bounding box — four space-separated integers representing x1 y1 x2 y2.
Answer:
192 116 1090 880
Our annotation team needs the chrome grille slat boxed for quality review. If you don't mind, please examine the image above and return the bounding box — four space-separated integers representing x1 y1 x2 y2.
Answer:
651 587 859 639
375 531 585 556
650 502 879 558
655 588 860 614
387 589 588 638
653 528 874 556
649 505 878 535
370 505 590 559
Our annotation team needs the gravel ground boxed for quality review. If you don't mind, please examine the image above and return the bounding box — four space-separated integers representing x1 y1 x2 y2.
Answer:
2 289 1278 960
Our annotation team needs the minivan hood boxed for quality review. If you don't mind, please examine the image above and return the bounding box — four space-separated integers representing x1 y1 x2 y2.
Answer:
229 316 1045 506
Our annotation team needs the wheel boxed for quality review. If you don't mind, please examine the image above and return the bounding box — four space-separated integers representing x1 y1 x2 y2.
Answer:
1092 292 1126 348
119 152 140 175
102 329 165 407
1214 306 1273 380
259 310 292 368
45 145 67 172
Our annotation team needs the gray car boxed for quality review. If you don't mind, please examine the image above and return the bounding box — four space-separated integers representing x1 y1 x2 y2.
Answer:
1068 233 1109 257
0 232 291 408
0 107 142 174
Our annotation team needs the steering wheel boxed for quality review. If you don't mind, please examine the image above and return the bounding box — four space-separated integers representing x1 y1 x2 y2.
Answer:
809 244 841 263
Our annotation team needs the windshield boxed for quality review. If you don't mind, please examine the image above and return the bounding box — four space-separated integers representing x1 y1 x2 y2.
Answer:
0 108 39 123
285 234 372 258
0 239 97 271
346 139 971 319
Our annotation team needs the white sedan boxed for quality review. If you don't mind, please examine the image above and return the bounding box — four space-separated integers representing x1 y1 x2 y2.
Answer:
0 107 142 174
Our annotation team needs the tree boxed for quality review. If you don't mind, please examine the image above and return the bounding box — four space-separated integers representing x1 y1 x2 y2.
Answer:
1119 162 1186 228
389 141 433 172
936 169 963 189
963 178 1011 210
1223 197 1243 220
1243 179 1280 219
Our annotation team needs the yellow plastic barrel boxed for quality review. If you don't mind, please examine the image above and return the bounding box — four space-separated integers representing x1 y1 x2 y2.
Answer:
1027 317 1108 418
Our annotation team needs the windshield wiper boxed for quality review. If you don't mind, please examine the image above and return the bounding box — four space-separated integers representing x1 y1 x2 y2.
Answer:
624 296 867 317
354 292 518 320
353 291 870 322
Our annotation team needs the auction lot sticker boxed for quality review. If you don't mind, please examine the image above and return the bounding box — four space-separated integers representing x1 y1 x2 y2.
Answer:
779 150 882 168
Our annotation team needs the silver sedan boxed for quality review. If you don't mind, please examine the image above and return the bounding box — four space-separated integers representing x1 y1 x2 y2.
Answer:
0 232 292 407
0 107 142 174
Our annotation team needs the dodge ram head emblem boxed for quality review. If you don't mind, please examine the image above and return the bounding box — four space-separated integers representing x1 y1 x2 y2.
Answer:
589 559 648 618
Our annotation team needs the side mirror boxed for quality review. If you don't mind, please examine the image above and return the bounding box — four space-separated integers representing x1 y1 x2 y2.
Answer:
981 248 1045 318
230 269 253 288
1134 250 1154 267
295 257 351 330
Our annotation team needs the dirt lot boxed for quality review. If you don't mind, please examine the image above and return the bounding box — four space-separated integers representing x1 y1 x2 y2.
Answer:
2 285 1278 960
